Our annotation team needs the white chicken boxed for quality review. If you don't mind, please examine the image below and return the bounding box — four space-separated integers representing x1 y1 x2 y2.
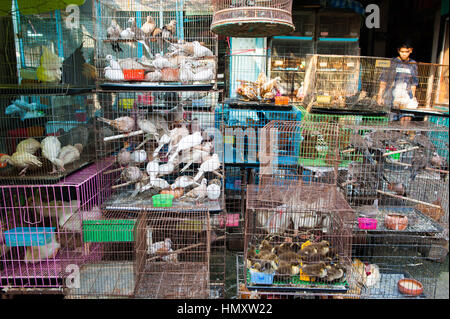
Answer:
16 138 41 155
24 237 60 263
0 152 42 176
41 136 63 174
56 143 83 172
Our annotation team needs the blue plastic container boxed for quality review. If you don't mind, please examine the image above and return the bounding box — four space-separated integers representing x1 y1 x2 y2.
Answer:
249 271 275 285
4 227 55 247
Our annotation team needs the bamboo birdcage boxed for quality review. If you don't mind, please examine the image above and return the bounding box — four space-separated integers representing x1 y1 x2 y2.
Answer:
211 0 295 38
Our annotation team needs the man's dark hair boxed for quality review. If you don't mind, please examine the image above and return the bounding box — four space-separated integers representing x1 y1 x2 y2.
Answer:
397 42 413 50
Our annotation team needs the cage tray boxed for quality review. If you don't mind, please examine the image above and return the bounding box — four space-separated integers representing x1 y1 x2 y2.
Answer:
0 85 94 96
0 156 93 185
310 107 387 117
225 98 293 110
361 270 427 299
101 190 223 213
99 83 214 92
355 206 444 234
245 269 348 293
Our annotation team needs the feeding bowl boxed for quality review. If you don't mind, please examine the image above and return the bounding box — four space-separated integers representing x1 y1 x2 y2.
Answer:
398 278 424 296
385 213 408 231
152 194 174 207
358 218 377 230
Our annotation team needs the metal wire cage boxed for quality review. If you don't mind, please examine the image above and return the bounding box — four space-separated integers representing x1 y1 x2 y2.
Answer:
303 54 450 114
93 89 225 214
0 93 97 185
134 208 210 299
211 0 295 38
302 54 390 115
338 121 449 225
0 3 96 91
93 0 217 84
243 180 355 297
0 159 113 292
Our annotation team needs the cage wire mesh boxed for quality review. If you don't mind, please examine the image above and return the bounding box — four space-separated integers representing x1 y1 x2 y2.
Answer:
93 0 217 85
210 0 295 38
134 208 210 299
0 2 96 90
336 121 448 299
290 10 315 38
0 159 114 291
316 40 360 56
0 93 97 185
93 90 224 213
303 54 450 115
243 179 355 298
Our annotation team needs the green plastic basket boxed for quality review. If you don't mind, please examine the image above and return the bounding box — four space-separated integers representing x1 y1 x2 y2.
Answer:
82 219 136 243
152 194 174 207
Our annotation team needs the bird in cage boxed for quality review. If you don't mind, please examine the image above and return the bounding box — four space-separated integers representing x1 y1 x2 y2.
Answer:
349 133 376 165
122 165 143 184
324 264 345 282
152 53 176 69
387 182 407 196
168 131 203 163
36 46 62 83
179 148 210 173
5 99 48 121
24 237 60 263
410 149 428 181
193 153 221 182
120 27 135 40
141 15 156 35
107 19 122 53
162 20 177 40
206 183 221 200
55 143 83 173
181 178 208 203
0 152 42 176
300 262 328 279
411 132 436 152
130 149 147 164
355 199 379 218
170 175 200 190
430 152 446 170
16 138 41 155
157 161 176 177
41 136 63 174
127 17 153 57
97 116 135 133
117 147 132 167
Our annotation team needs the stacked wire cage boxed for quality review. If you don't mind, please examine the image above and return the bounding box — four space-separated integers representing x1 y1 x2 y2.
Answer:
336 121 448 299
0 158 114 293
0 1 96 90
134 208 210 298
240 121 356 298
93 0 217 85
0 92 97 184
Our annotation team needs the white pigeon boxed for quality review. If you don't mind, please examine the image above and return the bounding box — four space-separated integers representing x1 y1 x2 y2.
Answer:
182 178 208 202
206 183 221 200
104 66 124 81
152 53 176 69
168 131 203 163
57 143 83 172
153 134 171 158
41 136 63 174
179 148 210 173
192 41 213 58
105 54 122 70
120 27 135 39
144 70 162 82
167 124 190 155
193 153 221 182
158 162 175 176
147 237 172 255
149 176 170 189
170 175 199 189
130 149 147 163
107 19 121 41
146 160 159 179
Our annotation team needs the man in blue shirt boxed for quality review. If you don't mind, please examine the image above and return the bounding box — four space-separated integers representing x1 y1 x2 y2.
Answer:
377 43 419 123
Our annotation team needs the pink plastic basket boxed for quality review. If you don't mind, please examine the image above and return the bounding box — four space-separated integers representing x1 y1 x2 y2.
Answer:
358 218 377 230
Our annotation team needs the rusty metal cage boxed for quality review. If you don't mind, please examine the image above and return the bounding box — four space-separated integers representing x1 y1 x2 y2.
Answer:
93 90 224 213
211 0 295 38
93 0 217 85
303 54 449 115
0 93 96 185
0 2 96 91
134 208 210 299
243 180 355 297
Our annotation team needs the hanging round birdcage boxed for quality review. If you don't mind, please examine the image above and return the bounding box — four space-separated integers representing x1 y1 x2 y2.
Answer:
211 0 295 38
